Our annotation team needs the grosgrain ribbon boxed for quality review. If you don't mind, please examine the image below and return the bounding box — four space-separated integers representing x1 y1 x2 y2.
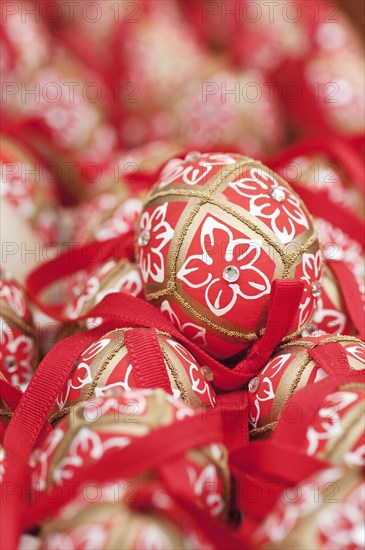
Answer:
229 369 365 529
26 277 305 392
326 260 365 339
2 278 302 548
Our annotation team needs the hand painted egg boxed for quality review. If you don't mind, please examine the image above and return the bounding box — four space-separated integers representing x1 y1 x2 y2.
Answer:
137 152 321 359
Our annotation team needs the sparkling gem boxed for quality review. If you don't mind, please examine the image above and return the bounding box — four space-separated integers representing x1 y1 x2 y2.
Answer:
201 366 214 382
223 266 240 283
248 377 260 393
185 151 202 161
138 230 150 246
311 281 322 297
270 188 286 202
5 356 16 371
307 323 318 335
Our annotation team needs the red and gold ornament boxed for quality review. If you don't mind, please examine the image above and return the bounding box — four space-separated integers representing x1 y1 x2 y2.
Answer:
50 327 216 424
247 333 365 446
31 389 229 516
115 1 213 148
137 152 321 359
173 68 286 157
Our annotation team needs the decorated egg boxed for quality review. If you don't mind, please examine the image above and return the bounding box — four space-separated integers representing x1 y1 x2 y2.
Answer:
174 69 286 156
71 193 141 245
314 219 364 283
31 389 228 518
50 328 216 423
137 152 321 359
275 148 364 337
69 142 183 244
231 0 310 76
303 381 365 469
115 1 212 117
248 333 364 440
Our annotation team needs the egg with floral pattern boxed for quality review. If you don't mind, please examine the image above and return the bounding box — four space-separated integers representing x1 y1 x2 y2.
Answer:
50 327 216 424
137 152 321 359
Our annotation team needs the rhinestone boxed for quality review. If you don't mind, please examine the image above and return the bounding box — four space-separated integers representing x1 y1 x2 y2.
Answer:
5 356 16 371
248 377 260 393
138 229 150 246
223 265 240 283
311 281 322 298
201 366 214 382
270 188 286 202
185 151 202 161
306 323 318 335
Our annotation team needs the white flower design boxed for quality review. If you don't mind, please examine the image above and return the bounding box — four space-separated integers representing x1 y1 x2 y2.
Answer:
166 338 215 407
53 427 131 485
95 269 143 304
228 167 309 244
312 296 347 334
306 391 358 457
159 153 237 188
0 162 35 219
248 353 291 429
177 216 270 317
64 276 101 319
256 468 343 545
345 344 365 365
138 202 174 283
